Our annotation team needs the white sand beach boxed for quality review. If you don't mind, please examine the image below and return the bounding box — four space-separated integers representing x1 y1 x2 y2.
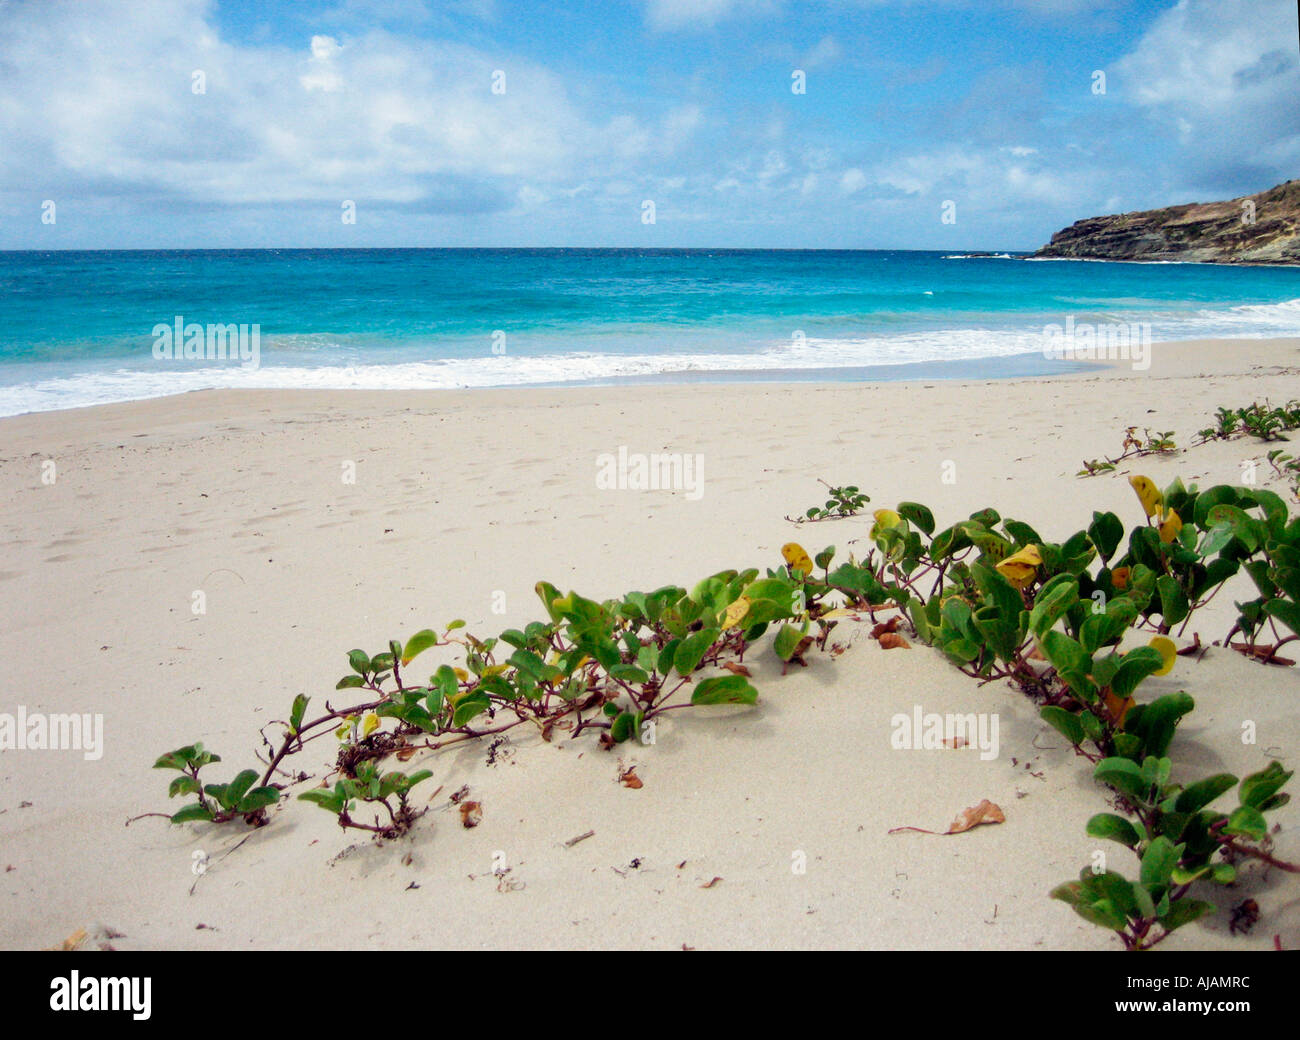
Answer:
1 338 1298 951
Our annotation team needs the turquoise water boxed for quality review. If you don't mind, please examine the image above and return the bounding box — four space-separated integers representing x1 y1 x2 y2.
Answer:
0 248 1297 415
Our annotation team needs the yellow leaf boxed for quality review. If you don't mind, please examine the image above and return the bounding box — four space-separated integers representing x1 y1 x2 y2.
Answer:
1103 689 1135 726
781 542 814 575
995 544 1042 589
818 607 861 620
48 928 87 951
720 595 751 630
1129 475 1163 519
362 713 380 738
452 667 469 682
1149 635 1177 676
1158 509 1182 544
1111 566 1131 591
870 508 902 539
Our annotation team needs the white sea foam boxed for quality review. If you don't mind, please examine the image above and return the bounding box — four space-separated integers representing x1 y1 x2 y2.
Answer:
1 301 1296 417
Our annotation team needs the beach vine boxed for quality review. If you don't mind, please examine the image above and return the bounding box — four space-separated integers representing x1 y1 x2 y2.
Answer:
145 472 1299 949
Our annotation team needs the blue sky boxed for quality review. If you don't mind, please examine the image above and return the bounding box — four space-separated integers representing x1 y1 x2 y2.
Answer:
0 0 1296 249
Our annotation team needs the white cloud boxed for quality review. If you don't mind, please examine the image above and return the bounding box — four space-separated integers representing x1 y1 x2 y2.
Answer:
840 168 867 194
801 35 841 70
644 0 776 31
1112 0 1300 186
874 144 1082 210
1116 0 1299 111
0 0 614 214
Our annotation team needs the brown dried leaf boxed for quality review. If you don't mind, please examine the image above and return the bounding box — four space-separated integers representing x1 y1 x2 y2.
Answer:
459 800 482 828
871 616 902 639
947 799 1005 833
878 632 911 650
618 766 643 789
889 798 1005 836
700 876 723 889
720 661 752 677
395 747 417 762
1230 642 1296 667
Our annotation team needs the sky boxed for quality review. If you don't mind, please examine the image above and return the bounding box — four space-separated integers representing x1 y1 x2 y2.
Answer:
0 0 1296 250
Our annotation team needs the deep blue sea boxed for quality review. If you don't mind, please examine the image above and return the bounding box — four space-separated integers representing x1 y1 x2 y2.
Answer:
1 248 1298 416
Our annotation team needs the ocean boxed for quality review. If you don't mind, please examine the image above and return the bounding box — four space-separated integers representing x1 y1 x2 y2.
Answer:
1 248 1298 416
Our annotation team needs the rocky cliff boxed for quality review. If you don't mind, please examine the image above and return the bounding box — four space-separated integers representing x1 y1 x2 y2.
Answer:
1033 180 1300 264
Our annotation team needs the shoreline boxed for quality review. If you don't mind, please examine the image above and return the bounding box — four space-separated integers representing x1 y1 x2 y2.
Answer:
2 336 1298 425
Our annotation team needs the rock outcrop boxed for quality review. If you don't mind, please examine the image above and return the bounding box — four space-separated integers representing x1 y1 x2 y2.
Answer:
1034 180 1300 264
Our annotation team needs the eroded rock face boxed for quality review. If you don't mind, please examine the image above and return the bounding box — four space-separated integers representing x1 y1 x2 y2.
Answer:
1034 180 1300 264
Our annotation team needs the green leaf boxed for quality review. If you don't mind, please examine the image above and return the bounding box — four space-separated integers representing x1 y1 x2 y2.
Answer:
940 636 982 665
1205 504 1260 551
236 786 279 813
299 787 348 813
1158 899 1215 932
1224 805 1268 840
1109 646 1165 699
971 562 1023 627
336 674 365 690
1174 773 1237 814
610 711 638 743
402 629 439 664
225 770 258 807
1239 762 1293 810
1122 691 1194 758
1095 757 1150 801
1086 813 1141 848
657 638 680 676
690 675 759 705
1040 706 1084 746
1155 575 1189 627
674 627 719 676
897 501 935 536
1002 518 1043 547
773 623 805 662
534 581 564 621
1029 576 1079 639
169 803 214 824
1139 836 1180 889
1039 629 1088 672
1088 511 1124 563
1263 598 1300 638
451 695 490 728
348 649 370 676
609 664 650 685
289 694 309 734
168 775 201 798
